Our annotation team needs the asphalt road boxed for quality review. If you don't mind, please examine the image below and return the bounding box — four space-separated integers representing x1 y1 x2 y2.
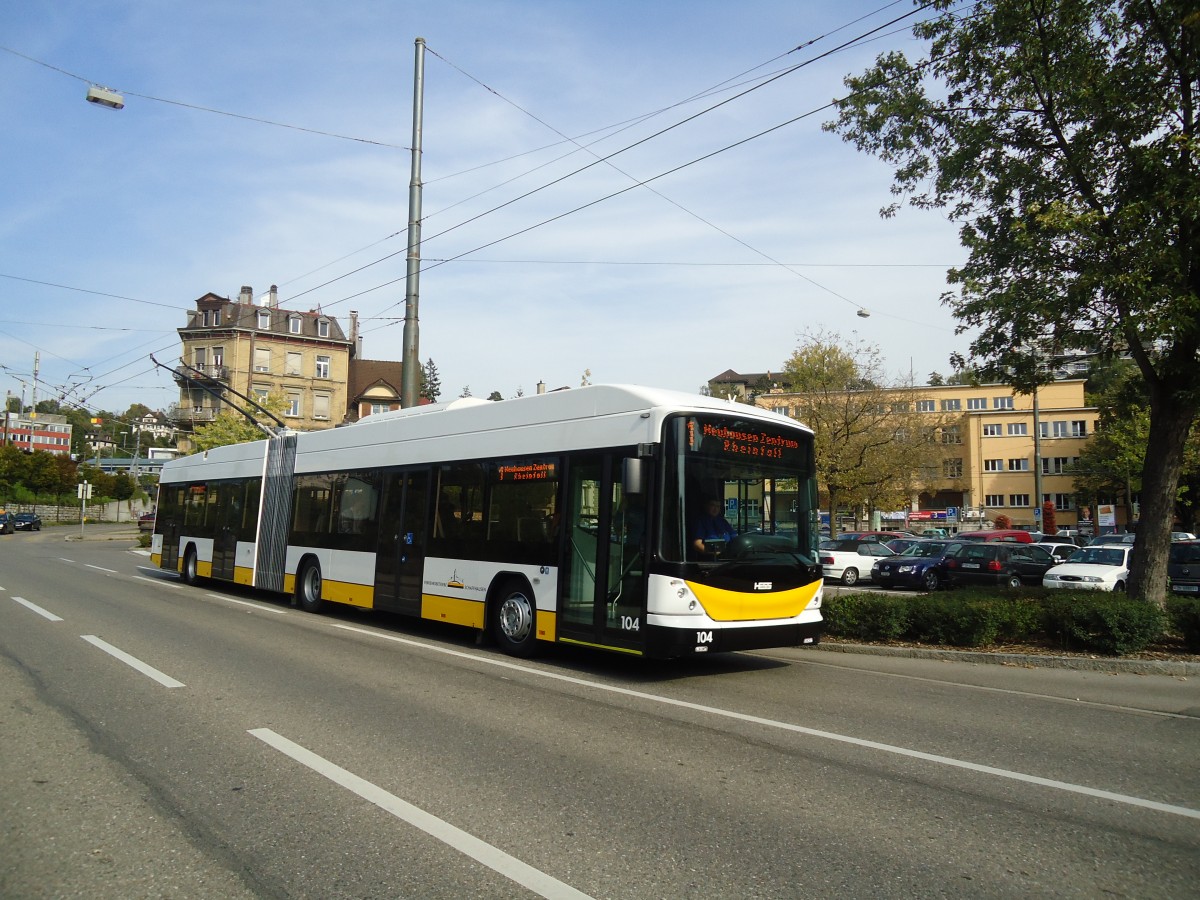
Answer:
2 527 1198 898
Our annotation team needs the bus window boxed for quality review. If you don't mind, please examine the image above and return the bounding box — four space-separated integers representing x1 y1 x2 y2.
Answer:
488 458 558 544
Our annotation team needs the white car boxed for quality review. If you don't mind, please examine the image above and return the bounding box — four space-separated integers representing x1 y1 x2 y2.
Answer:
820 541 895 586
1042 544 1133 592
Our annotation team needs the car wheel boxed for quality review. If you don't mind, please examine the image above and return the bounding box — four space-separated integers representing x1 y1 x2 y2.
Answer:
1005 574 1022 589
841 568 859 586
922 570 941 592
1113 581 1126 592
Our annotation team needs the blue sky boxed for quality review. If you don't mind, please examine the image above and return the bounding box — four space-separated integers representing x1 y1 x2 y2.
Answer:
1 0 970 417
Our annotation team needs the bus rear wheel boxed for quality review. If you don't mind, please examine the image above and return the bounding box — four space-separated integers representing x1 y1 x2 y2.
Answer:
296 560 324 613
491 582 538 657
181 546 200 586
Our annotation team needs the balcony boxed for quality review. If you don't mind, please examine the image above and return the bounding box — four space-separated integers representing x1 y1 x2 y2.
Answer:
167 404 219 425
172 363 230 387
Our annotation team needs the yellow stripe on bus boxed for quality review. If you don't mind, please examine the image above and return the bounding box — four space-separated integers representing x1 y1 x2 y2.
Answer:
685 579 821 622
279 573 373 608
234 566 254 586
535 609 556 643
423 594 485 629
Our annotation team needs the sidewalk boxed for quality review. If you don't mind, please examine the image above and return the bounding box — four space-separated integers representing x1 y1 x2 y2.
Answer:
62 522 143 542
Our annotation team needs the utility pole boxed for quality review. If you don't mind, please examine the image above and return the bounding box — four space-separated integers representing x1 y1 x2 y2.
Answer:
400 37 426 408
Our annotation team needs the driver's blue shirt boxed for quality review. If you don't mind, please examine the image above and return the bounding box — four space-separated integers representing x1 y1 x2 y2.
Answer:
693 513 736 543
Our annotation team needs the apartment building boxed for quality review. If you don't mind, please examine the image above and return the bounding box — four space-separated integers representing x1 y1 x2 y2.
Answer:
1 411 72 457
714 372 1099 530
170 286 356 437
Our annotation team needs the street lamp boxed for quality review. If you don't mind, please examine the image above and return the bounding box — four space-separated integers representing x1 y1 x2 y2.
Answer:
86 85 124 109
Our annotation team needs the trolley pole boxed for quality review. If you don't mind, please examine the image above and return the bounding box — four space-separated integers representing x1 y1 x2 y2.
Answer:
400 37 426 408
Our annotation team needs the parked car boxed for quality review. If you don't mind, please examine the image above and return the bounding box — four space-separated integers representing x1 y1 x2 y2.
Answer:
835 531 918 543
1039 541 1082 563
1168 540 1200 595
872 540 961 591
1088 533 1135 546
0 512 13 535
1043 544 1133 592
884 537 924 554
820 540 895 586
138 512 156 533
1171 531 1197 541
957 529 1037 543
942 541 1058 588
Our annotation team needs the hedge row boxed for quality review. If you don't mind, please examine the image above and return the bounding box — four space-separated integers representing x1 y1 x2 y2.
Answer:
823 588 1200 656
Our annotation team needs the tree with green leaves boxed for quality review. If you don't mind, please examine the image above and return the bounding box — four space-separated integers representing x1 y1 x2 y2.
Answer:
826 0 1200 606
781 330 941 535
191 394 288 453
420 357 442 403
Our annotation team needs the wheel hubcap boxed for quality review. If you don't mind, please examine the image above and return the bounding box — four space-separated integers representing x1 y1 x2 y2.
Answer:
498 593 533 642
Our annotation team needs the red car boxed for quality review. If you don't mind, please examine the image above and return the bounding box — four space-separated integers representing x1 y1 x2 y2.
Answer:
138 512 156 533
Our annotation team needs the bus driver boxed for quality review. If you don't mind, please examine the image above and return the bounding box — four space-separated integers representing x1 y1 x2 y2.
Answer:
691 497 736 557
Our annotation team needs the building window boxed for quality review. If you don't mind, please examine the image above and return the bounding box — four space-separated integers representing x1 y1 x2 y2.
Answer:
984 459 1003 472
315 355 331 379
285 352 302 376
1071 420 1088 437
1009 494 1030 507
212 346 224 368
940 425 962 444
254 348 270 372
967 397 986 410
993 396 1013 409
940 398 962 411
916 400 935 413
1042 456 1072 474
194 347 206 367
369 402 392 415
891 401 911 413
313 392 331 420
317 318 330 338
253 386 270 402
288 315 302 335
1053 493 1074 510
985 494 1005 507
983 424 1002 437
1008 458 1029 471
1007 422 1028 436
286 392 301 418
942 458 963 477
258 310 271 329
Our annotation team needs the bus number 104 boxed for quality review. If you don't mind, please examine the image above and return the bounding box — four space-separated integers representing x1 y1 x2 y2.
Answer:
620 616 640 631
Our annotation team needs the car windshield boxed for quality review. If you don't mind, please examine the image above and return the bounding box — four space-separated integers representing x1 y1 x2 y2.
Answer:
1069 547 1126 566
900 541 951 558
1169 543 1200 564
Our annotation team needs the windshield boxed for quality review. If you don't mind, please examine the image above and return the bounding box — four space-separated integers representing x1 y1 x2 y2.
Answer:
661 413 819 564
901 541 952 558
1069 547 1127 566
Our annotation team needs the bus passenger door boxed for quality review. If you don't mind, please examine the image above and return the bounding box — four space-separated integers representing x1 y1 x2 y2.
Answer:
212 481 238 581
374 469 427 616
559 455 647 652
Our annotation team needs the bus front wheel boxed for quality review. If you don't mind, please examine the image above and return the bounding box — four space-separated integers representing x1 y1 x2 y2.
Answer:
491 582 538 657
296 560 324 613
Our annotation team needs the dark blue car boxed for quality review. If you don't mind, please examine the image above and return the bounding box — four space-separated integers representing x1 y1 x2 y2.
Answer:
871 540 962 591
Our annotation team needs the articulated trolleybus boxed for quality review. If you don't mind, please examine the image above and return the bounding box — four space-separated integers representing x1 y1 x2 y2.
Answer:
151 385 824 658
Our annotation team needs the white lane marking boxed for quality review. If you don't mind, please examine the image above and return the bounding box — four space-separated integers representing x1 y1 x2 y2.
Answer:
250 728 594 900
59 558 74 563
133 575 185 590
789 655 1200 721
207 593 287 614
12 596 63 622
80 635 185 688
86 564 118 574
332 623 1200 822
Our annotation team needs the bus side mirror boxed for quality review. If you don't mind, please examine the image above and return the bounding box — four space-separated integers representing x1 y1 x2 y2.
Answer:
623 457 646 495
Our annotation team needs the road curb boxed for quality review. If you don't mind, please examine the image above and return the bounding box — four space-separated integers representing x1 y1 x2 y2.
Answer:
816 641 1200 676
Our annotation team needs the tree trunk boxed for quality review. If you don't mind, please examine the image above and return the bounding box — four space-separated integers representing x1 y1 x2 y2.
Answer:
1128 390 1197 608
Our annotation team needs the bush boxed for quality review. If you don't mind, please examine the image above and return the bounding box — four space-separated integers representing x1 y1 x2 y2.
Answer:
906 594 1003 647
1040 593 1166 656
1166 596 1200 653
823 592 910 641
